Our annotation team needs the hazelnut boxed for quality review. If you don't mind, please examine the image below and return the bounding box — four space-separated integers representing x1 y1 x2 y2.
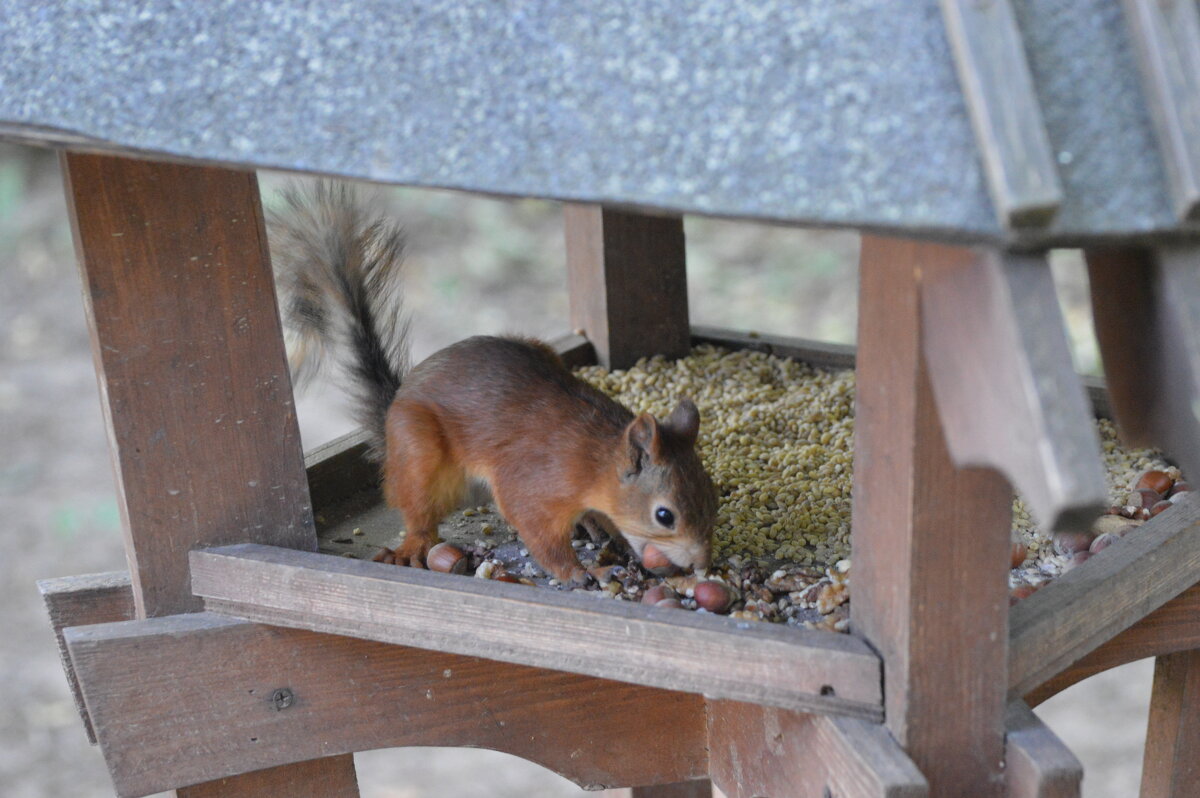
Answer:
1010 540 1028 569
693 580 733 613
426 542 469 575
638 544 676 568
1169 481 1191 497
493 571 520 583
1053 530 1094 556
1090 532 1120 553
1136 489 1164 509
1137 470 1174 495
641 584 677 605
1063 551 1091 572
654 598 684 610
1150 500 1173 517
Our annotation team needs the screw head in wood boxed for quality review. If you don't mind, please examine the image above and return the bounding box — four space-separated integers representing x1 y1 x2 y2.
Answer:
271 687 295 711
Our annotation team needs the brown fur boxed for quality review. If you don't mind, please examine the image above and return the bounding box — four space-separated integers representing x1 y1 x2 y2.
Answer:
383 336 717 583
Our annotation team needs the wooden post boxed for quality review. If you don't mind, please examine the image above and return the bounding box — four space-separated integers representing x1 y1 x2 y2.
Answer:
1141 650 1200 798
564 204 690 369
62 153 358 796
850 236 1012 797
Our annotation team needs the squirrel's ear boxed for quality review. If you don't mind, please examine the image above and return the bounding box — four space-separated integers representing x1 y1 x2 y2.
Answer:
664 398 700 445
623 412 660 479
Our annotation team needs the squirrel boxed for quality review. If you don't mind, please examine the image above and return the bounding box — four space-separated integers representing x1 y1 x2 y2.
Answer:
268 182 718 586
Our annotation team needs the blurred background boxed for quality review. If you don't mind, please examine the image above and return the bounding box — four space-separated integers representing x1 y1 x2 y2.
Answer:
0 141 1150 797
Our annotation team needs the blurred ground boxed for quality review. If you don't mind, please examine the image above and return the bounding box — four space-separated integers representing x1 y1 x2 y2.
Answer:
0 143 1151 797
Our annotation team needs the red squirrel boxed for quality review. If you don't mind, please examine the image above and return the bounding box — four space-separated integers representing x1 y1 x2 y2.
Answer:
269 182 717 585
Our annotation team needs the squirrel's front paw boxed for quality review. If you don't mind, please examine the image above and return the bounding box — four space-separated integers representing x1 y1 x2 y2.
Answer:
379 536 438 568
562 566 597 589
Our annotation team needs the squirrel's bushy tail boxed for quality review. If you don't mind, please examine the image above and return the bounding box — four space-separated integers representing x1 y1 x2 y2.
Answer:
268 181 408 462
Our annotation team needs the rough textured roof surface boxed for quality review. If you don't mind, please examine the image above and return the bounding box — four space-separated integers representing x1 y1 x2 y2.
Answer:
0 0 1190 244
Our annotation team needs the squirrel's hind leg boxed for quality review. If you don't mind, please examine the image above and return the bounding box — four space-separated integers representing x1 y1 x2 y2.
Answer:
382 401 465 567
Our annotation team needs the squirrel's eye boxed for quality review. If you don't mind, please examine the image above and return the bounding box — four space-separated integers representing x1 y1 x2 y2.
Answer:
654 507 675 528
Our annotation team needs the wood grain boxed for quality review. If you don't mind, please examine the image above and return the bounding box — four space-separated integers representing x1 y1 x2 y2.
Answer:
706 700 927 798
921 250 1107 533
564 205 690 369
66 612 705 797
1140 649 1200 798
38 572 135 743
851 236 1012 797
1004 701 1082 798
190 543 883 720
1121 0 1200 221
180 757 359 798
690 325 857 371
938 0 1062 227
1008 493 1200 699
62 153 316 618
1023 583 1200 707
1087 246 1200 484
62 153 356 795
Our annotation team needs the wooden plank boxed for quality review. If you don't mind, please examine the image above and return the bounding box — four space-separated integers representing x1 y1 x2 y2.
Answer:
1087 246 1200 483
1140 649 1200 798
62 153 317 618
1121 0 1200 221
37 572 136 743
707 700 928 798
921 250 1107 533
851 236 1012 797
190 543 884 720
180 758 358 798
690 325 857 371
549 330 599 368
601 782 713 798
938 0 1062 227
66 612 706 798
62 153 356 796
564 205 690 369
1008 493 1200 699
1023 583 1200 707
1004 701 1082 798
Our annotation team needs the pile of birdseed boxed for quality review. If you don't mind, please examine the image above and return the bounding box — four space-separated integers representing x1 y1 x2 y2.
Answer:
576 345 1175 578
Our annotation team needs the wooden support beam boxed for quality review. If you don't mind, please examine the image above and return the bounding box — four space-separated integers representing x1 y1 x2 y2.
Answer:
565 205 690 369
66 612 705 798
706 701 928 798
1087 246 1200 482
1004 701 1082 798
191 543 883 720
1141 649 1200 798
1023 583 1200 707
1121 0 1200 222
38 572 135 743
851 236 1012 797
62 153 357 795
921 250 1107 533
1009 494 1200 699
938 0 1062 227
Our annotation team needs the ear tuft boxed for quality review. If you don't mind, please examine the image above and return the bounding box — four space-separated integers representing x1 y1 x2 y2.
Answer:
665 398 700 444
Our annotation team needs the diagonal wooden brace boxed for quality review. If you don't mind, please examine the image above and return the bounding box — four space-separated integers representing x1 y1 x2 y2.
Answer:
707 700 928 798
1004 701 1082 798
920 250 1108 532
1087 245 1200 483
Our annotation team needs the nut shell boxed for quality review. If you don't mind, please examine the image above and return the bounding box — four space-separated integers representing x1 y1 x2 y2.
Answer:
1090 532 1120 554
641 584 677 605
693 580 732 614
1169 481 1191 497
1091 515 1142 537
1053 530 1094 556
1137 470 1174 495
641 544 672 571
426 542 469 575
1062 551 1091 572
654 598 684 610
1010 540 1028 569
